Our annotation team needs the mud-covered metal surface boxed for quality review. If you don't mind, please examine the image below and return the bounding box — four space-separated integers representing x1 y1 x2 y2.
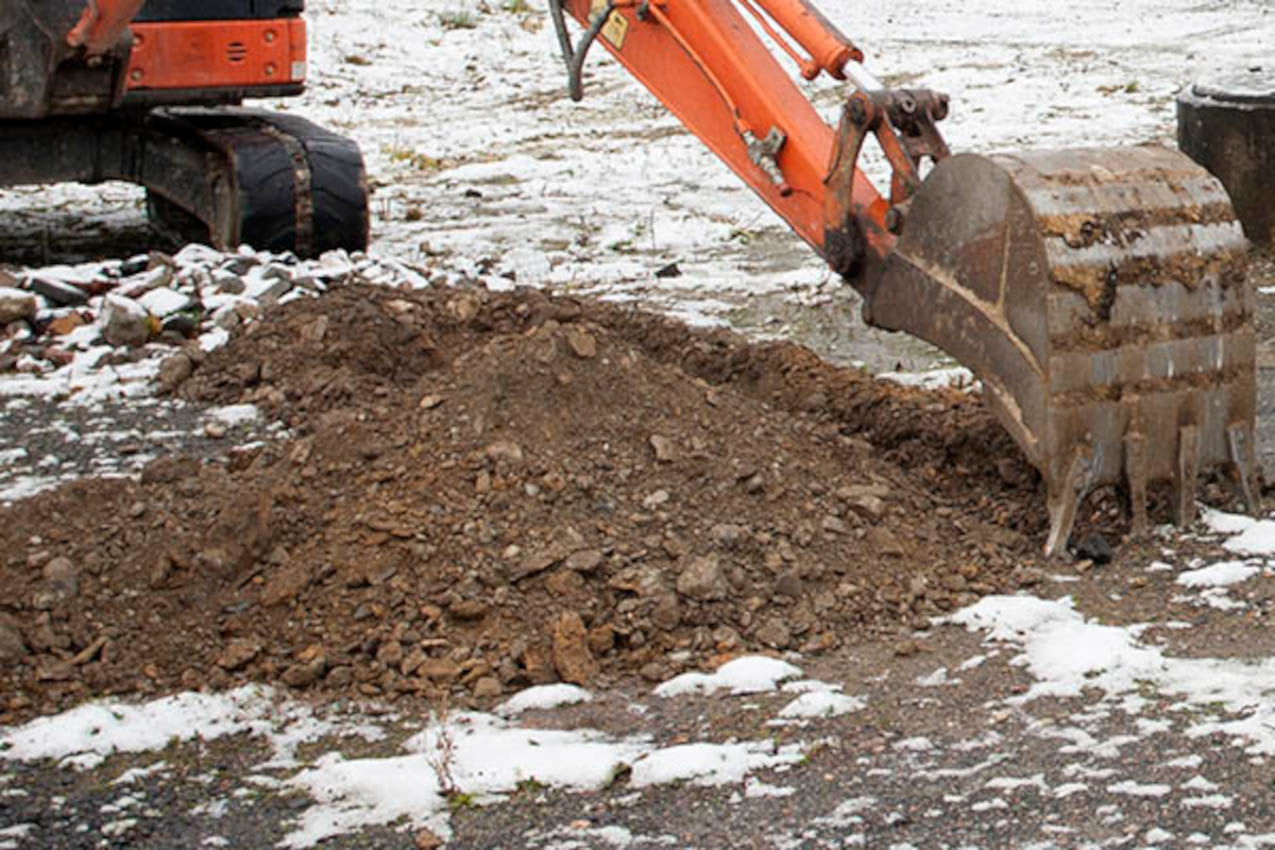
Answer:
868 145 1254 554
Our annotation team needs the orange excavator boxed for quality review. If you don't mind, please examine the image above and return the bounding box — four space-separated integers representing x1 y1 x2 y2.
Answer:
2 1 1257 554
550 0 1257 554
0 0 368 256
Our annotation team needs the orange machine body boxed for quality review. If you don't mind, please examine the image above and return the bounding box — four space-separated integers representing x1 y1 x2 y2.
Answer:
125 18 306 91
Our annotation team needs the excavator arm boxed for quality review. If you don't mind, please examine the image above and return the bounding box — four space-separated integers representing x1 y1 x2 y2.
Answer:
550 0 926 275
66 0 145 55
551 0 1258 554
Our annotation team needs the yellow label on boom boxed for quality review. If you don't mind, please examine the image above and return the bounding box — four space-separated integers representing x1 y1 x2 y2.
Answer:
589 0 628 50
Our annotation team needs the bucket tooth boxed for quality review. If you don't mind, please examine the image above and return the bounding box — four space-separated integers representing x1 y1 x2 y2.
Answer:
1045 447 1094 558
1226 422 1260 515
866 144 1254 549
1123 431 1148 537
1176 425 1200 528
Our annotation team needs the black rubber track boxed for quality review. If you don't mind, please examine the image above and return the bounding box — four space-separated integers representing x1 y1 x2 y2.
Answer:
143 107 368 258
255 111 370 255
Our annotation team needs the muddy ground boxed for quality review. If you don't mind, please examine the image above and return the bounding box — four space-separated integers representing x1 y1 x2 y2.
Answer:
2 245 1272 729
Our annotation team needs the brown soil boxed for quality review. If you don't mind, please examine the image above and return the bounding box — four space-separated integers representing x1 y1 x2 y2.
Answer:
0 282 1224 724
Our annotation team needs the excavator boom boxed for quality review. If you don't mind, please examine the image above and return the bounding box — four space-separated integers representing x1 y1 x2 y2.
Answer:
551 0 1257 553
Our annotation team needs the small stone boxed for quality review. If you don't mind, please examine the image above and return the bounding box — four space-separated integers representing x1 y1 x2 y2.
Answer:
28 277 89 307
511 549 565 582
471 676 502 698
216 639 261 671
564 326 597 358
326 665 353 687
587 624 615 655
101 294 152 347
650 593 681 631
156 352 194 393
419 658 461 682
1072 533 1112 565
845 494 886 521
649 435 677 462
419 394 444 409
213 305 242 331
867 526 905 557
642 489 670 509
893 639 927 657
449 599 489 620
447 294 480 322
0 287 36 325
709 524 748 547
676 554 727 601
282 657 325 689
1010 567 1044 588
213 270 246 294
42 556 79 598
261 560 312 607
775 569 803 598
415 828 444 850
821 516 850 536
376 640 405 668
47 313 88 336
161 311 200 338
754 617 791 649
545 570 585 597
204 420 229 439
564 549 603 573
551 611 597 685
640 661 668 682
0 615 28 664
41 346 74 366
485 440 524 464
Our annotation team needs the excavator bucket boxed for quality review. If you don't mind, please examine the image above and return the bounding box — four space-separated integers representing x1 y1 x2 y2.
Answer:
868 145 1255 554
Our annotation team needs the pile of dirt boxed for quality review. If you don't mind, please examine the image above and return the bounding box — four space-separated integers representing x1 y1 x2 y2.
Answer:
0 283 1063 722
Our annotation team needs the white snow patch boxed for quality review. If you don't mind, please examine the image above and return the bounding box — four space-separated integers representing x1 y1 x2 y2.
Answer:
1175 561 1260 588
915 667 949 687
947 595 1275 754
137 287 192 317
1107 780 1171 797
1201 509 1259 536
876 366 975 391
744 777 796 798
0 686 378 770
112 761 170 785
495 684 593 715
205 404 260 427
628 740 805 788
1221 520 1275 556
776 691 865 719
1181 794 1232 809
652 656 802 697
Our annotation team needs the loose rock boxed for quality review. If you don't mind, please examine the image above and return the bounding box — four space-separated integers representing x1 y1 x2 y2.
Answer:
676 554 728 601
551 611 597 685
